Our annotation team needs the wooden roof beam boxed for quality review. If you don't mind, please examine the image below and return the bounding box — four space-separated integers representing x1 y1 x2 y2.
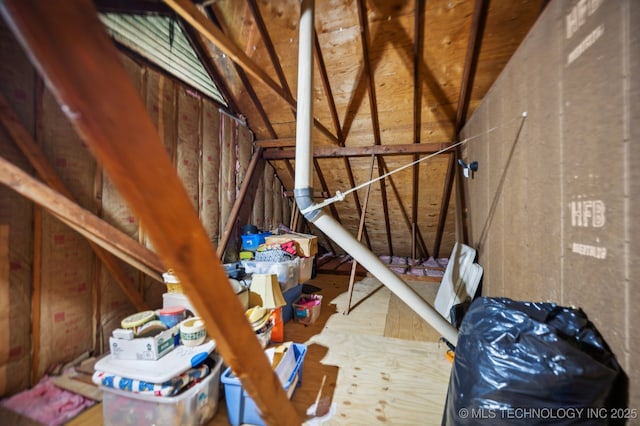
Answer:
262 141 450 159
381 159 429 259
178 18 240 114
165 0 339 143
216 147 264 258
0 1 301 423
311 24 370 247
205 5 296 186
242 0 299 186
0 93 156 311
206 4 295 184
411 0 428 260
314 32 343 144
313 158 342 223
436 0 488 254
246 0 293 105
356 0 391 254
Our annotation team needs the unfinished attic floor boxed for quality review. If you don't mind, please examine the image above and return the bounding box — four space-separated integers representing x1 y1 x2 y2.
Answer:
68 273 453 425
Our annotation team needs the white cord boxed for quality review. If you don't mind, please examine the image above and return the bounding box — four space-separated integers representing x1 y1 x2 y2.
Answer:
301 113 527 215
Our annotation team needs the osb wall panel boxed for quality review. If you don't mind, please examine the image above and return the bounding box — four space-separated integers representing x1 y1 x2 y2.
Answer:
0 226 9 394
561 1 626 356
628 0 640 410
0 20 34 395
462 0 638 408
39 87 96 378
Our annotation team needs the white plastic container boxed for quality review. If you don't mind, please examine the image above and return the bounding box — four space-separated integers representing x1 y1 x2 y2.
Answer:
241 259 299 292
101 355 222 426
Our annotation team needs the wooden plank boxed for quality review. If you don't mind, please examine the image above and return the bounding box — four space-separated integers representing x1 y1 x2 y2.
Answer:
454 0 489 132
345 155 375 315
217 147 263 258
384 281 441 342
0 156 162 286
313 158 342 223
219 112 236 257
168 0 338 144
0 93 154 313
433 153 455 258
262 141 450 159
52 375 103 401
0 0 301 422
165 0 292 105
0 225 8 393
178 18 239 114
314 32 343 142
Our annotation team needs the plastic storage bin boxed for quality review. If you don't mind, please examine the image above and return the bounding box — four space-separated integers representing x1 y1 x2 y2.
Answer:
242 259 299 293
221 343 307 426
101 356 222 426
297 256 314 283
282 284 303 324
293 294 322 325
241 232 271 251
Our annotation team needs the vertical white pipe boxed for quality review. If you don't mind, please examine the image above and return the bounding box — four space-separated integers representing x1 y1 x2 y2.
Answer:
293 0 458 345
294 0 314 190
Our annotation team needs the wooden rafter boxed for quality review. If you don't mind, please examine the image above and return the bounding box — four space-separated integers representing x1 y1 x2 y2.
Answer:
0 1 300 423
165 0 338 143
355 0 392 255
216 147 264 258
241 0 303 195
0 93 154 310
311 22 370 248
381 160 429 259
436 0 488 254
433 153 455 258
94 0 172 15
178 18 240 114
411 0 427 260
313 158 342 223
0 156 165 284
246 0 292 103
314 32 343 143
206 4 297 186
344 154 375 315
263 142 450 159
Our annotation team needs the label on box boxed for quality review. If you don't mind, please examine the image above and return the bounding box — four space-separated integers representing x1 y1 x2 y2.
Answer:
110 325 179 360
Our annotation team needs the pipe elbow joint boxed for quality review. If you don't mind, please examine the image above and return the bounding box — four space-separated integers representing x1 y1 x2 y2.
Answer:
294 187 320 222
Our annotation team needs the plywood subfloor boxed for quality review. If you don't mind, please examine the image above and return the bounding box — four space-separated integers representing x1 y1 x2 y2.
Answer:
65 273 451 425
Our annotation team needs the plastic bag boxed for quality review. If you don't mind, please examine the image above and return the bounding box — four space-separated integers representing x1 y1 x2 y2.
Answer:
443 297 627 425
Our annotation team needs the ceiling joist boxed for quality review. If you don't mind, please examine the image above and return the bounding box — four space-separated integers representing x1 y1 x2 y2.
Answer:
0 0 301 422
262 141 450 160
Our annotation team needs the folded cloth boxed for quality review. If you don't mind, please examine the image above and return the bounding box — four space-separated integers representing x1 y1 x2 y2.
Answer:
92 363 209 397
0 375 95 426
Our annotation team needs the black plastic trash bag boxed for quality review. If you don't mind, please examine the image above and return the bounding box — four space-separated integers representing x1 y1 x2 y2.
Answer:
443 297 628 425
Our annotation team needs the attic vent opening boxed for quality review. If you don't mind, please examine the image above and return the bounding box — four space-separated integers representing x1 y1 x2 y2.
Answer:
99 12 226 106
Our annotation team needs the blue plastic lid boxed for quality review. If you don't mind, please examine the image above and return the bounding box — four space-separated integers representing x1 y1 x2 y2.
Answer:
190 351 209 368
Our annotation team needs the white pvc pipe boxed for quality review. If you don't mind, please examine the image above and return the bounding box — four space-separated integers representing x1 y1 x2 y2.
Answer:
293 0 458 345
294 0 314 190
313 213 459 345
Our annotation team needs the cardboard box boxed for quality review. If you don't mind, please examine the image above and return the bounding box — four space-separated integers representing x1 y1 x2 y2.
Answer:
109 325 180 360
264 232 318 257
